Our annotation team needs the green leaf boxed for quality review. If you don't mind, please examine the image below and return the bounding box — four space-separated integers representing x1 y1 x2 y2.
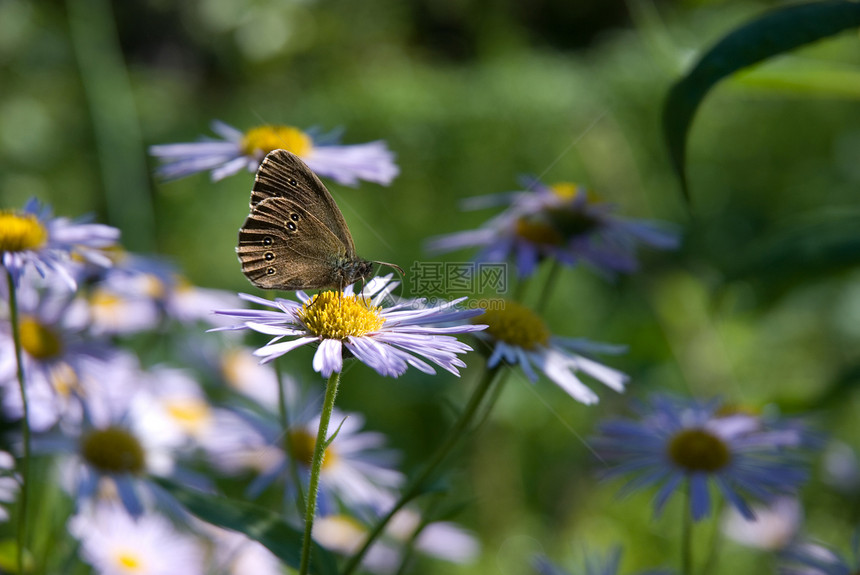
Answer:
157 479 338 575
725 210 860 300
731 55 860 98
663 0 860 201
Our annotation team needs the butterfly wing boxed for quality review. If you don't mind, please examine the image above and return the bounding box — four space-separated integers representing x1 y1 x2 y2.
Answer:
236 197 349 290
250 149 357 255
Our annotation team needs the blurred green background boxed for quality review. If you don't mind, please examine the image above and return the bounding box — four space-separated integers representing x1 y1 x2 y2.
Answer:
3 0 860 572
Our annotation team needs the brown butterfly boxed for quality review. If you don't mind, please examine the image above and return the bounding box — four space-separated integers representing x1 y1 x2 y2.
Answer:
236 149 377 291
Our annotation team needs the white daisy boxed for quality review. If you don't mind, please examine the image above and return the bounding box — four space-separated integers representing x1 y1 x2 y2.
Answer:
68 503 204 575
149 120 399 186
213 274 485 379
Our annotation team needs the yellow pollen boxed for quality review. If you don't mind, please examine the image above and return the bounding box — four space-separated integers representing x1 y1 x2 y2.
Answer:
140 274 167 299
515 217 563 246
173 274 194 294
50 362 79 396
19 316 63 359
90 288 123 310
475 300 550 350
241 125 313 158
287 428 338 469
550 182 600 203
0 211 47 252
116 552 142 571
165 398 211 434
299 292 385 340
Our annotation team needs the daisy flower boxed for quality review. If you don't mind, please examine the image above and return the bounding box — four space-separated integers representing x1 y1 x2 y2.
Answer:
218 345 282 410
721 497 802 550
780 533 860 575
313 508 479 574
129 366 217 449
0 283 129 431
149 120 399 186
75 254 242 335
0 198 119 290
213 275 485 378
473 299 628 405
68 503 204 575
203 524 283 575
203 392 404 514
427 178 679 279
35 390 181 517
386 507 480 565
593 395 811 522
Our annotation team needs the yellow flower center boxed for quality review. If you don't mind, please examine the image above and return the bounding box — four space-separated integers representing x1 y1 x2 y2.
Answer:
0 211 47 252
90 288 122 309
313 514 367 554
299 292 385 340
550 182 600 203
286 428 338 469
667 428 731 473
165 398 211 435
116 552 143 571
140 274 167 299
50 362 79 396
19 316 62 359
475 300 550 350
515 218 563 246
80 426 146 475
240 125 313 158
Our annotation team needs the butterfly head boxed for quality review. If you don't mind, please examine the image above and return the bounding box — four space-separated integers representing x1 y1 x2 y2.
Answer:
337 257 375 290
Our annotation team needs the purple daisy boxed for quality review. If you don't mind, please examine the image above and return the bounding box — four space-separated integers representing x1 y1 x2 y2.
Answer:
593 394 810 522
427 178 679 279
0 198 119 290
212 275 485 378
780 534 860 575
474 299 628 405
149 120 399 186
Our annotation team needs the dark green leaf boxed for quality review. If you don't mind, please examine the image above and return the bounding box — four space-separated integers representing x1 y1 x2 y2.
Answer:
157 479 338 575
663 0 860 200
725 210 860 300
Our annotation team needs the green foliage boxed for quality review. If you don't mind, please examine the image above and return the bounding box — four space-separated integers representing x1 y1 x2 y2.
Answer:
663 0 860 200
157 479 339 575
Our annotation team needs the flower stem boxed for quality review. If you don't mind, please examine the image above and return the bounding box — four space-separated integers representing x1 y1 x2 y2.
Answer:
6 270 30 574
533 259 561 314
681 482 693 575
298 370 341 575
341 365 503 575
274 363 305 516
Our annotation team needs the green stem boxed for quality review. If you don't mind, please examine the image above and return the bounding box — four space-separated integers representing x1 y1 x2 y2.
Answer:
681 482 693 575
6 270 30 574
274 363 305 516
299 371 341 575
342 365 503 575
700 499 723 575
533 259 562 314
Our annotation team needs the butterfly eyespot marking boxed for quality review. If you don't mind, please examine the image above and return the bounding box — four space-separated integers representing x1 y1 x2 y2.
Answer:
290 213 300 222
286 221 297 232
264 252 274 261
262 236 274 246
266 267 276 275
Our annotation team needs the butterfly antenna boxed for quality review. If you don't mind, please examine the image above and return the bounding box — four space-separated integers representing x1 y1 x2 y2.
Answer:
373 260 405 281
